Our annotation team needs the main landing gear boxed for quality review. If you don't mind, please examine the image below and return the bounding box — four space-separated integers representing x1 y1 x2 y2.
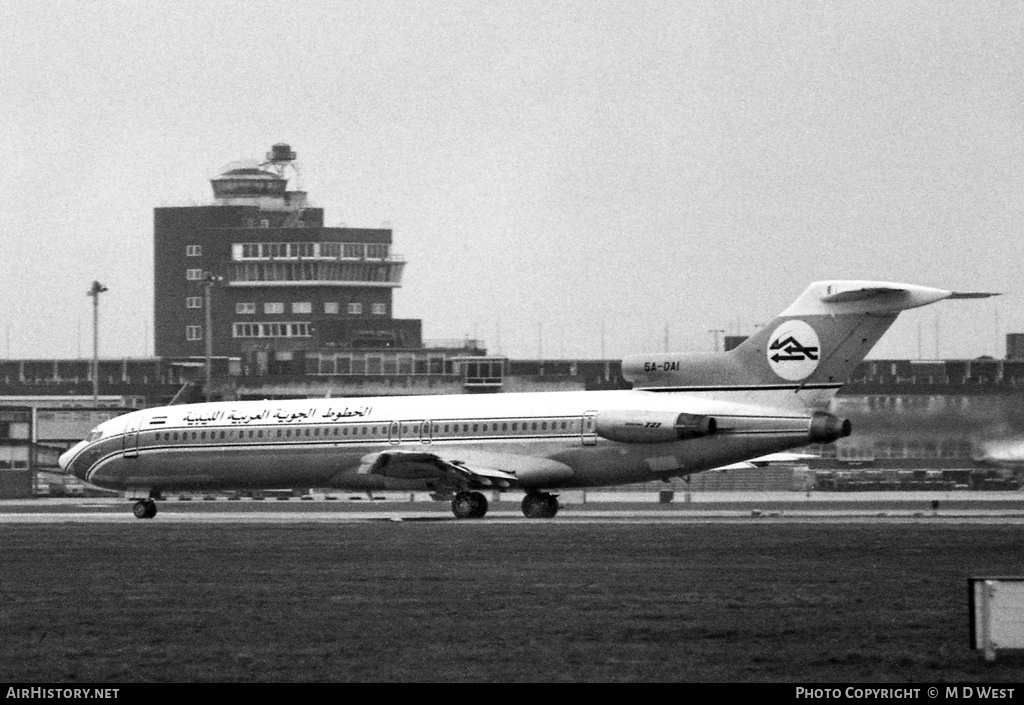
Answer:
132 498 158 519
451 491 488 519
521 492 559 519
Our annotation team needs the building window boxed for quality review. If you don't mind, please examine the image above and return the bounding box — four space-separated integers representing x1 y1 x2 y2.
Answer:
186 269 203 280
260 219 270 228
232 322 311 338
366 244 389 259
347 303 363 315
186 297 203 309
292 301 312 314
324 302 339 314
186 245 202 257
186 326 203 341
236 302 256 314
264 302 284 314
371 303 386 315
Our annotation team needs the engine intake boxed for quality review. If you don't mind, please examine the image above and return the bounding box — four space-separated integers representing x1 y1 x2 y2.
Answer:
595 411 717 444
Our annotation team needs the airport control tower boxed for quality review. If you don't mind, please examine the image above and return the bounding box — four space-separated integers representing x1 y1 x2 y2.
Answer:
153 143 421 373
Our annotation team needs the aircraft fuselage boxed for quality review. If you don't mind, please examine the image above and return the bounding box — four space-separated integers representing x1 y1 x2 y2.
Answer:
60 388 835 496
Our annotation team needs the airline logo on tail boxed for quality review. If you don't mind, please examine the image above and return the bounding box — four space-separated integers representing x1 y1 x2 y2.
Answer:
767 320 820 380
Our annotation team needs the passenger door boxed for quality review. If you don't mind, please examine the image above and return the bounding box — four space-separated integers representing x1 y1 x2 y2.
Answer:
582 411 597 446
123 416 142 458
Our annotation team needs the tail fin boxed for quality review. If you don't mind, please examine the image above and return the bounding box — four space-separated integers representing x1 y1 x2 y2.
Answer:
623 281 996 408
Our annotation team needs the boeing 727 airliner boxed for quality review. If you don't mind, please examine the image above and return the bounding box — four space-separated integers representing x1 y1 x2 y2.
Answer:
58 280 993 519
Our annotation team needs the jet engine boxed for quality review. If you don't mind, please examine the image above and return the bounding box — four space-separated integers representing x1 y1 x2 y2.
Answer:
595 410 717 444
808 411 852 443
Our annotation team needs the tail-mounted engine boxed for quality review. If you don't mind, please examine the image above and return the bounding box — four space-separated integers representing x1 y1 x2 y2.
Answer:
595 410 717 444
808 411 852 443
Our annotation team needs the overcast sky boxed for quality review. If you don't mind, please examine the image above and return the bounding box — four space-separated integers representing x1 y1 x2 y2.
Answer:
2 1 1022 362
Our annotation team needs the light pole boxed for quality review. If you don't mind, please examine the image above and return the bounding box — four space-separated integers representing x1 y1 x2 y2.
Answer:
87 281 108 401
203 272 223 402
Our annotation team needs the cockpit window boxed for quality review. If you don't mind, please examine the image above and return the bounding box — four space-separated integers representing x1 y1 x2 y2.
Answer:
87 428 104 443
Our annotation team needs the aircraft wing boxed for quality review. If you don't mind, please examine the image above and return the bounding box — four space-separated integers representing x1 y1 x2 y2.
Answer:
712 451 817 471
356 450 518 488
355 448 574 489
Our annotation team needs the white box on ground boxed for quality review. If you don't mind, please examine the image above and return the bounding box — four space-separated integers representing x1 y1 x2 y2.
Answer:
970 577 1024 661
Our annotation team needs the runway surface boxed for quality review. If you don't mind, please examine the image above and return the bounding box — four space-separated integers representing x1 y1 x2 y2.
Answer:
3 491 1024 524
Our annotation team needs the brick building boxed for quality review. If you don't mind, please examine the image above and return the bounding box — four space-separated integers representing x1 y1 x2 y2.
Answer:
153 144 420 375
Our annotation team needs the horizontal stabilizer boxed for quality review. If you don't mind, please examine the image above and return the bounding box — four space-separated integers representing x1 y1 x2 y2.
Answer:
948 291 1001 299
784 281 967 315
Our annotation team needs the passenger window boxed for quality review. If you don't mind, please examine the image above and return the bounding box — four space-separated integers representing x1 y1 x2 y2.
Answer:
542 422 547 430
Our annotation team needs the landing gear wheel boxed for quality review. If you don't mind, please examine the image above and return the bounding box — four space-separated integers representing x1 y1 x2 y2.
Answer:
451 491 488 519
132 499 157 519
521 492 559 519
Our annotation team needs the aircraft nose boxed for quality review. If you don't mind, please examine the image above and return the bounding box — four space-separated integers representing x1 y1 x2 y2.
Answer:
58 441 86 476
